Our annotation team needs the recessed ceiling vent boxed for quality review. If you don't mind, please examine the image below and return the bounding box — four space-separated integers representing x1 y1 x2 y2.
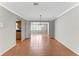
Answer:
33 3 39 6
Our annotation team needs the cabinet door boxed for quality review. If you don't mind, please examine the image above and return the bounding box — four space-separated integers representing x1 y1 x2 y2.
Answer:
16 32 21 40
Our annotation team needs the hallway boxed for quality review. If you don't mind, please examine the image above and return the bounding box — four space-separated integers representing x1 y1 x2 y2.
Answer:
2 33 77 56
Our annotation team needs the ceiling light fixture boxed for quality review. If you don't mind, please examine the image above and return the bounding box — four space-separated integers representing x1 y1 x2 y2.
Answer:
33 2 39 6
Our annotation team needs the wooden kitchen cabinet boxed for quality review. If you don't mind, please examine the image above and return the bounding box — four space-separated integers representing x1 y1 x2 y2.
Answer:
16 31 21 40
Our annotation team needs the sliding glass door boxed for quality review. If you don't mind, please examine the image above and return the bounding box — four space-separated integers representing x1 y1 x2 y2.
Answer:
31 22 49 34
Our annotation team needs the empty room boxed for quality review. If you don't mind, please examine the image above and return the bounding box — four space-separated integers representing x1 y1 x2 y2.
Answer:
0 2 79 56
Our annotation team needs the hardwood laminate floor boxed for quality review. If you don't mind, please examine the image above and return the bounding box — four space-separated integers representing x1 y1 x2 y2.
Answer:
2 33 77 56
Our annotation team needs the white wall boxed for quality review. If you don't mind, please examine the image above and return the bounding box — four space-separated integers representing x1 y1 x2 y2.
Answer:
26 21 30 39
0 6 18 55
21 19 26 41
55 5 79 55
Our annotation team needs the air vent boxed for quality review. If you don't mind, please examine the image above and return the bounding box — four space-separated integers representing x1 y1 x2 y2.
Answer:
33 3 39 5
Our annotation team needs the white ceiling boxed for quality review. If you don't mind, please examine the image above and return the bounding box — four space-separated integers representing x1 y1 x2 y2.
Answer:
0 2 78 21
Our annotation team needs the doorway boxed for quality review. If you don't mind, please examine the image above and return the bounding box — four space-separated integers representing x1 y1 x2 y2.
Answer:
16 20 21 44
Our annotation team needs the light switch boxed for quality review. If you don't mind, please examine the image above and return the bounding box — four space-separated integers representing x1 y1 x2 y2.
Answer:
0 23 4 28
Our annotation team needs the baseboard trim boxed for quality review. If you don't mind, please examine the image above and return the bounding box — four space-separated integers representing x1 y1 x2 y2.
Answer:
50 37 55 39
26 38 30 39
56 39 79 55
0 43 16 56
